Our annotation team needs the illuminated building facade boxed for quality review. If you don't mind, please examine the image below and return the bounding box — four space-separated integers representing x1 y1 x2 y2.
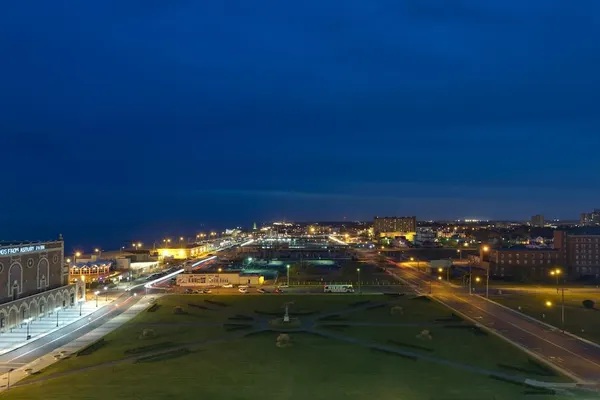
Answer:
0 238 81 331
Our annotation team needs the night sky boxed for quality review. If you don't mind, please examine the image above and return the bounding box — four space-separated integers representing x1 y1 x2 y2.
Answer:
1 1 600 248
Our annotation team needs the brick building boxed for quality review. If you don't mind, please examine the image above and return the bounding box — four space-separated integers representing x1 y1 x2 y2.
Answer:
554 229 600 279
0 238 81 331
486 247 561 280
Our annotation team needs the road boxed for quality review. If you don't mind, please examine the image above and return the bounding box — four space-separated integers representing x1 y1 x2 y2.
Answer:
383 258 600 384
0 286 146 375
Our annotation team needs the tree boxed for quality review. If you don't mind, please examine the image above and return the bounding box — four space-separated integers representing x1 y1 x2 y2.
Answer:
582 300 595 309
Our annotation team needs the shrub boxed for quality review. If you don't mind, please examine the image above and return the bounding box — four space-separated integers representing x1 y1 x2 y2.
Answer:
173 306 185 315
141 328 156 338
582 299 595 309
390 306 403 315
276 333 292 348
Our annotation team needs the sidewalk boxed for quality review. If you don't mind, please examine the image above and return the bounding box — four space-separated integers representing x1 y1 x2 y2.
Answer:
0 292 120 357
0 294 155 393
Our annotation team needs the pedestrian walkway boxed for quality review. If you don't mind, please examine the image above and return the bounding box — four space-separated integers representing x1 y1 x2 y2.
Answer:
0 292 120 357
0 294 155 393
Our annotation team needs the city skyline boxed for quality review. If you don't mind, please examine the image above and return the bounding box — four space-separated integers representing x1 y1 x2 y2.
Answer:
2 1 600 244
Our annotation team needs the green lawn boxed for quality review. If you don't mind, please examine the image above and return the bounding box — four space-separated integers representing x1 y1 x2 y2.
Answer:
7 335 569 400
489 291 600 344
6 294 577 399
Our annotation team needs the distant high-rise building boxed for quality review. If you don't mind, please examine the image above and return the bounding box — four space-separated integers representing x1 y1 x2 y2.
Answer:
373 216 416 236
580 213 592 226
579 209 600 226
530 214 545 228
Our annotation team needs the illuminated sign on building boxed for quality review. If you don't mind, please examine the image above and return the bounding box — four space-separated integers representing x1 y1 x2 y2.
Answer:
0 245 46 256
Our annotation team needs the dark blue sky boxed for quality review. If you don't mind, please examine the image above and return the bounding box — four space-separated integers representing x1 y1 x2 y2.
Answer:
1 1 600 247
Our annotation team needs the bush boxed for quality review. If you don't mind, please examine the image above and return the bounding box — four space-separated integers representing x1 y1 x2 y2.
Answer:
583 299 595 309
141 328 156 338
173 306 186 315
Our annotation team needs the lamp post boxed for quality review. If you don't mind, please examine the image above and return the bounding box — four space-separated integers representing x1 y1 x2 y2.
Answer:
74 251 81 263
217 268 222 294
357 268 361 294
56 308 60 327
549 270 565 331
79 300 83 316
94 291 100 307
482 245 490 298
7 368 14 390
550 269 561 294
104 286 108 302
26 319 31 340
286 264 290 286
457 249 462 260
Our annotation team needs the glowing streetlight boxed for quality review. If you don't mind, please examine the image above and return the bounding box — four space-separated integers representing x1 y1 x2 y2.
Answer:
66 258 71 263
475 277 481 283
437 276 442 280
545 300 553 307
286 264 290 286
357 268 361 294
94 248 99 253
438 267 443 272
482 245 489 252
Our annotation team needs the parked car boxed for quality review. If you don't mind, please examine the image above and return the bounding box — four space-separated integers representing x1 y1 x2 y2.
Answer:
221 283 233 288
238 287 248 294
202 289 212 294
273 288 283 294
257 288 266 294
184 288 193 294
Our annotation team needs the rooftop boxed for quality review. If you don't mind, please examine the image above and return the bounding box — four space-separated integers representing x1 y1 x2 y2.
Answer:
493 246 559 252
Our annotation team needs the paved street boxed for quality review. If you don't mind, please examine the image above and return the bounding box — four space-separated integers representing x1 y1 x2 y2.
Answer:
0 286 147 390
384 259 600 384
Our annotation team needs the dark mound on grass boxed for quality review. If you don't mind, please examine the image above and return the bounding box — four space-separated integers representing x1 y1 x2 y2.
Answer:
135 348 192 363
147 303 160 312
125 342 174 355
204 299 229 307
316 314 346 322
349 300 371 307
370 347 417 361
388 340 434 352
411 295 431 302
188 303 210 310
77 338 107 356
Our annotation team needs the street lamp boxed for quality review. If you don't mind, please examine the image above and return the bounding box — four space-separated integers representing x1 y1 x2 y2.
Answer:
457 249 462 260
357 268 361 294
550 269 561 294
286 264 290 286
475 277 481 283
549 269 565 331
104 286 108 302
55 306 61 327
94 291 100 307
217 268 222 294
482 245 490 298
74 251 81 262
24 317 32 340
7 368 14 390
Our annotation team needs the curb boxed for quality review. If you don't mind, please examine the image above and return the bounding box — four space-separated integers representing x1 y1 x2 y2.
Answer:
475 294 600 351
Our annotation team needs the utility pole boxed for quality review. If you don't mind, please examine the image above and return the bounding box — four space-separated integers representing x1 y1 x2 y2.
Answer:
469 265 472 295
561 286 565 332
486 266 490 298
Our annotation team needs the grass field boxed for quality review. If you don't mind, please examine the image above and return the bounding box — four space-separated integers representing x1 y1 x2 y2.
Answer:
489 290 600 344
5 294 578 399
